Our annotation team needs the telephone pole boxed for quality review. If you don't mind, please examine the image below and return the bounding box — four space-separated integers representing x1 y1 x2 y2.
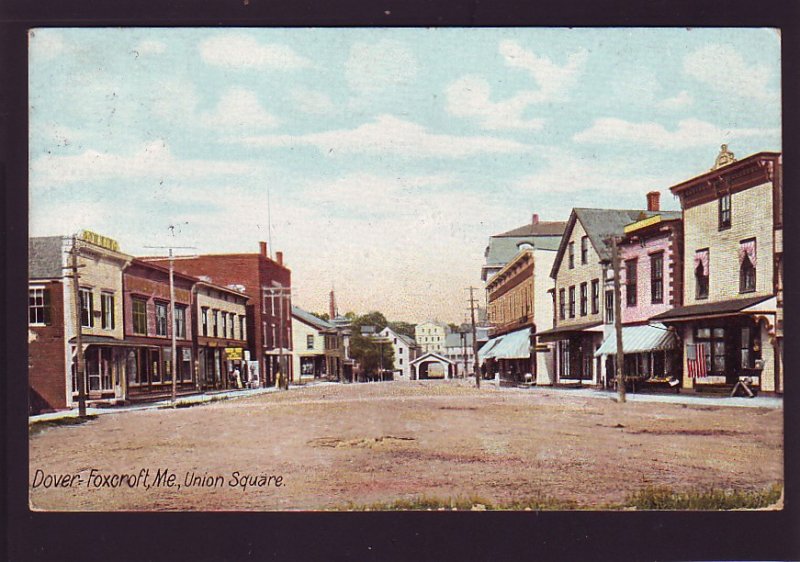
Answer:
611 236 626 403
467 287 480 389
263 286 292 390
66 235 87 417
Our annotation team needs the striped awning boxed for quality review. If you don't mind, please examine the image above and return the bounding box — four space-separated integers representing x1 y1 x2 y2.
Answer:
487 328 531 360
478 336 504 361
594 323 677 357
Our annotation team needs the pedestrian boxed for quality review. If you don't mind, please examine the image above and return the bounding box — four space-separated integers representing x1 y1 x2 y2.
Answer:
234 366 242 389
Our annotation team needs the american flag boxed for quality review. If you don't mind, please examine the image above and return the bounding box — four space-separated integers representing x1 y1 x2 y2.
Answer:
687 343 708 378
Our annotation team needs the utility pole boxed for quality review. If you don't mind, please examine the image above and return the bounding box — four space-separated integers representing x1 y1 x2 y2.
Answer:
263 286 292 390
611 236 626 403
467 287 480 389
67 235 87 417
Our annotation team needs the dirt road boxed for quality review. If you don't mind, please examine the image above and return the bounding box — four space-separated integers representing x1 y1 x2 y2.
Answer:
28 381 783 511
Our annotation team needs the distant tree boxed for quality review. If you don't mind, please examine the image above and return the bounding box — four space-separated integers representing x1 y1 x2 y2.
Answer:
447 323 460 333
314 312 331 321
352 311 388 332
388 321 416 339
349 332 395 375
344 311 358 321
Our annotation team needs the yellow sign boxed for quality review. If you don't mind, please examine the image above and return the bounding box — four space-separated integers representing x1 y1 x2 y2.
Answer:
225 347 243 360
80 230 120 252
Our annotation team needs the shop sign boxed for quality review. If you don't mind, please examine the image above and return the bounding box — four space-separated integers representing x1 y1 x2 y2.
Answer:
80 230 120 252
225 347 243 360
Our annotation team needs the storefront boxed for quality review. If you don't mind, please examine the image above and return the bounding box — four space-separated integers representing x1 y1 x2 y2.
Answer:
124 340 196 400
536 321 603 386
594 323 679 390
652 296 777 393
69 336 131 405
479 327 534 384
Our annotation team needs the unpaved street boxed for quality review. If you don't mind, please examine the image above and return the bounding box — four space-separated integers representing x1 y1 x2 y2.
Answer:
29 381 783 511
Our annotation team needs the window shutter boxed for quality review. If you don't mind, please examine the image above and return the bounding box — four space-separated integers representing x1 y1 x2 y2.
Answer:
43 288 51 325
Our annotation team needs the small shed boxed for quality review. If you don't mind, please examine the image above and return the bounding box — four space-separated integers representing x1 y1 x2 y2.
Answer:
410 352 456 380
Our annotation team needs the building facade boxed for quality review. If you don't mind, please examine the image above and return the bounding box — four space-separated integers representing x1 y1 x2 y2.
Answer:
292 306 333 381
481 214 566 282
652 147 782 394
443 331 474 377
415 321 448 354
379 326 418 380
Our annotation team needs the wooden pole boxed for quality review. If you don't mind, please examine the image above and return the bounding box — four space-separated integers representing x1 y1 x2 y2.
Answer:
69 236 87 417
611 236 626 403
468 286 480 389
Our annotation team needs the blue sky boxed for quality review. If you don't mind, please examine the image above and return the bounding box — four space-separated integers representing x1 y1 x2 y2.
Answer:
29 28 781 323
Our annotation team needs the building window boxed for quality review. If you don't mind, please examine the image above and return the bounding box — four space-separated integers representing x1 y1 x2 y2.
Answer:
580 282 588 316
202 308 209 336
719 192 731 229
581 236 589 265
740 327 752 369
229 313 236 338
695 249 709 300
307 334 314 350
591 279 599 315
212 310 219 337
79 288 94 328
625 259 637 307
221 312 228 339
568 242 575 269
239 315 246 340
650 253 664 304
568 286 576 318
155 302 168 336
29 287 50 325
175 305 187 339
399 358 403 365
739 239 757 293
605 290 614 324
132 297 147 335
695 327 726 374
100 292 115 330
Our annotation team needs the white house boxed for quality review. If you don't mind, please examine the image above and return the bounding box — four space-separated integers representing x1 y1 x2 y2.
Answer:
378 327 418 380
414 321 448 354
291 306 333 382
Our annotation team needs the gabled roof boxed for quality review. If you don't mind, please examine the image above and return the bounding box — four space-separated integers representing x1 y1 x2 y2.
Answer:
29 236 64 279
409 351 455 366
549 208 664 279
382 327 418 348
292 306 334 330
495 221 567 237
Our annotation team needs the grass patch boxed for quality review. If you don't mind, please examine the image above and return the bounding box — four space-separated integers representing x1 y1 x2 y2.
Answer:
625 483 783 510
337 494 584 511
29 414 98 436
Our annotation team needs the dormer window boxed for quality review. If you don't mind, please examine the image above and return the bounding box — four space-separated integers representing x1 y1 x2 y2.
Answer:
719 193 731 230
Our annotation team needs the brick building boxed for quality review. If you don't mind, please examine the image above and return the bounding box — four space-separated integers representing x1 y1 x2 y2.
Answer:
122 259 198 401
595 194 683 389
146 241 292 386
653 147 782 394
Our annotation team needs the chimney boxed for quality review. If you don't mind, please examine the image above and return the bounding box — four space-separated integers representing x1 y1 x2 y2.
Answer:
259 241 268 257
329 290 337 320
276 251 283 266
532 213 539 225
646 191 660 212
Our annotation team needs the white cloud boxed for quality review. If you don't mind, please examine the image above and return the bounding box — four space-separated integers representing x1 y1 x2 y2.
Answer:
30 140 264 186
498 40 588 101
29 30 65 61
656 90 693 110
228 114 532 158
684 44 779 104
345 39 418 94
200 87 278 130
445 75 545 131
199 33 311 70
573 118 779 150
134 39 166 56
290 87 336 115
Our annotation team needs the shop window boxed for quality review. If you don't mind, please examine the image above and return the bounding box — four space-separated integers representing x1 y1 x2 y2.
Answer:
739 239 757 293
625 259 637 307
695 327 726 374
650 252 664 304
740 327 751 369
719 192 731 230
101 292 115 330
568 242 575 269
79 288 94 328
29 287 51 325
155 302 168 336
695 250 709 300
568 286 576 318
580 282 588 316
132 297 147 335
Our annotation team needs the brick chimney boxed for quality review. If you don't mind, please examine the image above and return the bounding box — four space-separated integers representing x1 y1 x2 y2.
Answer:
276 251 283 266
646 191 660 212
259 241 268 257
532 213 539 225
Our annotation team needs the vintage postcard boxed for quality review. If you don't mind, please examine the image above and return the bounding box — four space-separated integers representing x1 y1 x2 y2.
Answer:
27 27 783 512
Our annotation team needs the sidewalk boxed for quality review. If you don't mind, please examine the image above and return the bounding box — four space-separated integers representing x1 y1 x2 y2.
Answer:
28 383 319 424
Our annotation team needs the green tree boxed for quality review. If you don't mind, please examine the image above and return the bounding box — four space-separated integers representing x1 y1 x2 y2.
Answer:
388 321 416 339
314 312 331 321
352 311 388 332
349 333 395 375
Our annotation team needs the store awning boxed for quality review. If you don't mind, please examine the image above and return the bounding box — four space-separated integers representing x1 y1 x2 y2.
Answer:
478 336 504 361
487 328 531 360
651 295 772 323
594 323 677 357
